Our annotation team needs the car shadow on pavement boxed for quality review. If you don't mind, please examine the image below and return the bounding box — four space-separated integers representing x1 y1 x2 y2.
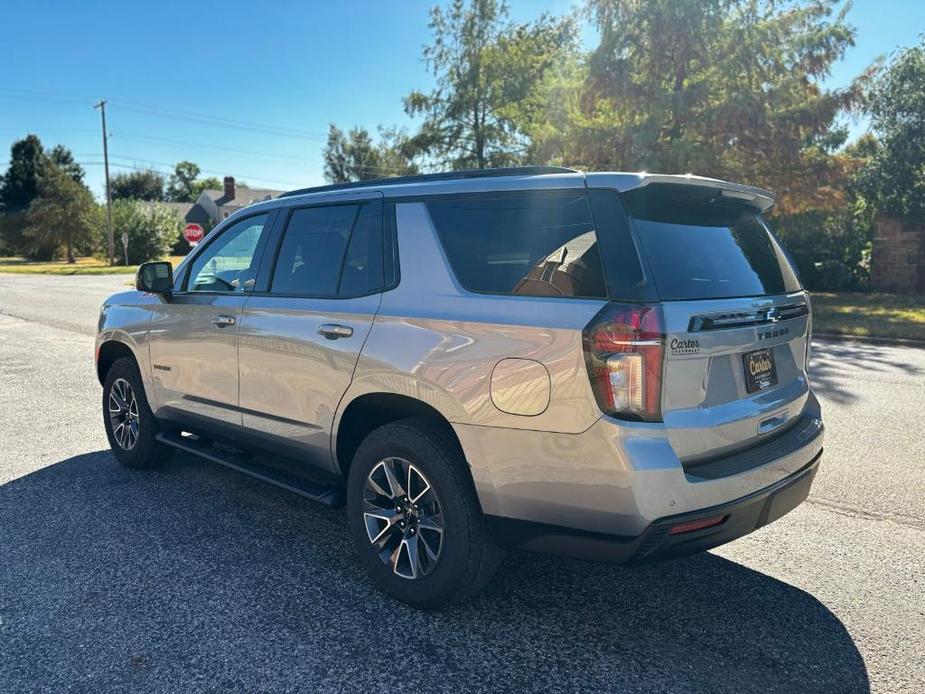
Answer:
810 338 922 405
0 451 869 693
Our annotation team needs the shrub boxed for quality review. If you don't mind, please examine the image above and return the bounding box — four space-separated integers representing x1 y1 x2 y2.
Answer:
770 202 874 292
97 200 180 265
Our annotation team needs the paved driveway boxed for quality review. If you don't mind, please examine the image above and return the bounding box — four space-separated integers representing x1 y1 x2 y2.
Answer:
1 274 923 693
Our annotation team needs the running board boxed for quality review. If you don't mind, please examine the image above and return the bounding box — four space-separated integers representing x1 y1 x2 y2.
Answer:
155 432 345 508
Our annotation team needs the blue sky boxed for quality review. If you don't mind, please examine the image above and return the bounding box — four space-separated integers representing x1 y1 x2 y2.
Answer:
1 0 922 199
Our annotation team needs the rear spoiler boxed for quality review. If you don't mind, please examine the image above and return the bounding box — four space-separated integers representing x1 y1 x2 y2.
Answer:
585 172 775 213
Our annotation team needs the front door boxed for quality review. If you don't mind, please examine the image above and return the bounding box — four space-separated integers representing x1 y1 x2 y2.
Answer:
237 198 384 472
148 211 274 431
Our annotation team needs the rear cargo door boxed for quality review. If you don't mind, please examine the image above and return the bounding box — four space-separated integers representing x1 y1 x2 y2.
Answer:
623 184 811 462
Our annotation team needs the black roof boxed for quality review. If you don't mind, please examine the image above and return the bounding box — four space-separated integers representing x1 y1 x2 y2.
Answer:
279 166 579 199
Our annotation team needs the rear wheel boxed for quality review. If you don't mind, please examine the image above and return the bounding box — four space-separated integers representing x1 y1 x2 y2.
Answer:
102 357 174 469
346 418 504 608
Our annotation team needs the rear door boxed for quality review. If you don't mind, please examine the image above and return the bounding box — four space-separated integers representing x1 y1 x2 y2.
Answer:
236 195 385 472
621 184 810 462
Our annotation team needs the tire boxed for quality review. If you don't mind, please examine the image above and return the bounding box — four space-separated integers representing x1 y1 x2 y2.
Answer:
102 357 174 469
346 417 504 608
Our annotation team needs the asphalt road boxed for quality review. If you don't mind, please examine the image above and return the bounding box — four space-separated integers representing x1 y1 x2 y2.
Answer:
1 273 923 693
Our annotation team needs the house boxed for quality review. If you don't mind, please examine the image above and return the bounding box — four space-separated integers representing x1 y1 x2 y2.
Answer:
184 176 283 228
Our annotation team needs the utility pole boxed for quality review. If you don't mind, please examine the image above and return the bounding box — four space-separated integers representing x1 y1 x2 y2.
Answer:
94 99 114 265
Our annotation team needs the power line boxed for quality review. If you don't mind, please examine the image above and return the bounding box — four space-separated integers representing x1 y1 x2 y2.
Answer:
0 88 329 141
74 158 310 189
0 89 413 179
110 132 325 164
108 132 413 175
108 99 329 140
0 88 95 106
0 127 99 134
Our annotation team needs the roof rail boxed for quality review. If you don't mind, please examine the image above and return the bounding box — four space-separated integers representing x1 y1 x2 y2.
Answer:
278 166 579 198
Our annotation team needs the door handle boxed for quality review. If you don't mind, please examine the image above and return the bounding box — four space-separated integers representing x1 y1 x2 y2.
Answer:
318 323 353 339
212 314 237 328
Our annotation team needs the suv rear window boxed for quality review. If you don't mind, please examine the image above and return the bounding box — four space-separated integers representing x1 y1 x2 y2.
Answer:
426 193 607 299
623 185 801 300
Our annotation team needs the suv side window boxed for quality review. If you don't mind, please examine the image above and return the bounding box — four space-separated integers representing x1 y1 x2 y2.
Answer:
270 202 383 297
426 192 607 299
186 214 270 293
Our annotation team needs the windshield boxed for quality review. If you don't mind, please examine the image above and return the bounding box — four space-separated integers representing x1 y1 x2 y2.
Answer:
623 185 801 300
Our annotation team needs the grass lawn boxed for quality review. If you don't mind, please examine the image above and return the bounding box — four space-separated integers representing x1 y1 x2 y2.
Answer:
0 256 187 276
812 292 925 342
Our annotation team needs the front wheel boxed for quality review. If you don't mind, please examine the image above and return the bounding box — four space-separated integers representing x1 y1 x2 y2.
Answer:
346 418 504 608
102 357 174 469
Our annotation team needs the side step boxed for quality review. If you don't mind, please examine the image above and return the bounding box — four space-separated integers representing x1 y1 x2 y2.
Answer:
155 432 345 508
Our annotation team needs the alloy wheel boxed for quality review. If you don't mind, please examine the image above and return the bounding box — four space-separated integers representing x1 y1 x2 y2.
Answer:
362 457 444 579
108 377 140 450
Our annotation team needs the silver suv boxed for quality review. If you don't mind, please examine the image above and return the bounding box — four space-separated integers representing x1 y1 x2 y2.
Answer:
96 167 823 607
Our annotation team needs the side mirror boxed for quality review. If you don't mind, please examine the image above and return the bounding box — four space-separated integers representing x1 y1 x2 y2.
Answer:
136 261 173 295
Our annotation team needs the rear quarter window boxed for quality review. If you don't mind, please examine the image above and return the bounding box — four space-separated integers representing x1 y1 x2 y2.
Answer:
426 192 608 299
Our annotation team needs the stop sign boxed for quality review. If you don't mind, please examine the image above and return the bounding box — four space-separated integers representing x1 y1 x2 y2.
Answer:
183 223 205 246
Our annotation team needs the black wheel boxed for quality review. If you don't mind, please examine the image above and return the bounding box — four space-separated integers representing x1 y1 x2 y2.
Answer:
102 357 174 469
347 418 504 608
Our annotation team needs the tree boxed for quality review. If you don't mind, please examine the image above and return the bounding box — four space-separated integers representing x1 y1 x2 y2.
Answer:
166 161 202 202
111 169 165 201
23 164 100 263
192 176 222 199
48 145 85 183
0 134 46 214
96 199 179 265
323 125 419 183
403 0 576 170
530 0 863 213
858 36 925 220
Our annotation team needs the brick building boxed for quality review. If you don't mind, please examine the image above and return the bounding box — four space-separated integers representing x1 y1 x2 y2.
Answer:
870 216 925 293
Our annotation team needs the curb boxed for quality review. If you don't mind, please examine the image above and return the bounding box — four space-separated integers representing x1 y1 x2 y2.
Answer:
814 332 925 349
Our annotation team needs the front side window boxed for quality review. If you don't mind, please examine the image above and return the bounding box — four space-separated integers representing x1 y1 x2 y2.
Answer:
271 203 382 297
426 193 607 299
187 214 270 293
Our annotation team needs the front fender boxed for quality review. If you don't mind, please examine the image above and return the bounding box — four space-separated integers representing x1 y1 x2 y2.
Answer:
95 291 157 398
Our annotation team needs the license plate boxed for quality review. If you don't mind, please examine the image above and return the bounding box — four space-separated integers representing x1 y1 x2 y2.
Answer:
743 348 778 393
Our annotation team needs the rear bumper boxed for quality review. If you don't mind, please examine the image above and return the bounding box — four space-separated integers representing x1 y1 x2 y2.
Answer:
487 450 820 563
455 393 824 539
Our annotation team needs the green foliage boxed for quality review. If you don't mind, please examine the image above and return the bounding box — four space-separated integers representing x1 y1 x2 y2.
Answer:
529 0 862 214
0 134 46 214
772 203 873 291
97 199 180 265
192 176 222 199
1 135 86 254
23 165 100 262
770 133 879 291
323 125 419 183
48 145 85 184
166 161 202 202
111 169 165 201
165 161 223 202
404 0 577 170
858 36 925 220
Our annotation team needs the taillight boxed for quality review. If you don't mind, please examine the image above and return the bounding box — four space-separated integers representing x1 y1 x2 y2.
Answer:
583 303 665 422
